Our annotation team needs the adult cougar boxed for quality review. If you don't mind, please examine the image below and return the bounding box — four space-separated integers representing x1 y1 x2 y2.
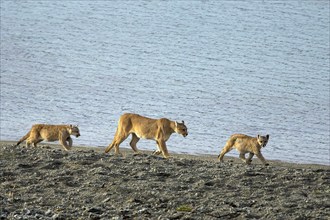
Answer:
105 113 188 158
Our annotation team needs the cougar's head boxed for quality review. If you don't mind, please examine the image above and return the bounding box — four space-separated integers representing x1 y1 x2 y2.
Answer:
257 134 269 147
69 125 80 138
175 121 188 137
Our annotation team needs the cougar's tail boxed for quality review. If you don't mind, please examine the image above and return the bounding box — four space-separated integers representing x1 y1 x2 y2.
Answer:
16 131 30 146
105 126 120 153
105 143 114 153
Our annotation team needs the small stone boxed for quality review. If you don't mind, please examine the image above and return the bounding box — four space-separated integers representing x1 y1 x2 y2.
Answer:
88 207 103 215
45 209 52 216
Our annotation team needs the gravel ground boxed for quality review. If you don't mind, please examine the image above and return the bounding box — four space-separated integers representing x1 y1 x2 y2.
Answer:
1 141 329 219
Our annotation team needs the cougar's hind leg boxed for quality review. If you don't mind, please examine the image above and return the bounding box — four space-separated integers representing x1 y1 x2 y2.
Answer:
26 139 31 148
27 132 39 148
130 133 141 154
218 144 232 162
113 131 130 156
239 153 247 164
33 139 43 148
246 152 254 164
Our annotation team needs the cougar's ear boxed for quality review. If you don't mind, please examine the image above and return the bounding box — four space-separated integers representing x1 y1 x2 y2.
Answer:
69 124 73 128
266 134 270 140
257 134 260 139
182 120 185 124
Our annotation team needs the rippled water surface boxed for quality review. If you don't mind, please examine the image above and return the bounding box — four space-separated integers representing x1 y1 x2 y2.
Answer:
1 1 329 164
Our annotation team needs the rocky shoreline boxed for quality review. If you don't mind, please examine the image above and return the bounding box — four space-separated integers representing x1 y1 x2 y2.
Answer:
1 142 329 219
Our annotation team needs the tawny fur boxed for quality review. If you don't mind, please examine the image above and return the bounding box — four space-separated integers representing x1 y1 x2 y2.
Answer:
16 124 80 151
105 113 188 158
218 134 270 165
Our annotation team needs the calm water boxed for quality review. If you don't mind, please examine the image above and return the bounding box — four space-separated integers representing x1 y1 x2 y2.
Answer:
1 1 329 165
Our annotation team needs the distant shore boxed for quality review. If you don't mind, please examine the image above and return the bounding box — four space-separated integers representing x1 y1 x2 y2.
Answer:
1 141 329 219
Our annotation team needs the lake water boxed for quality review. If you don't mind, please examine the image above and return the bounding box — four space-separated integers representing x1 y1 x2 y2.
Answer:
1 1 329 165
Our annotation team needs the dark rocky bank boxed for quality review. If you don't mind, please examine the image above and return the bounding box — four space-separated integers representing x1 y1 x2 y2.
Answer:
1 142 329 219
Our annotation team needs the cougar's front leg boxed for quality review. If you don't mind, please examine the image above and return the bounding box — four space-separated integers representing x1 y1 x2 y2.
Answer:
158 139 169 159
153 141 162 155
255 151 269 166
130 133 141 154
67 137 73 148
59 132 71 151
